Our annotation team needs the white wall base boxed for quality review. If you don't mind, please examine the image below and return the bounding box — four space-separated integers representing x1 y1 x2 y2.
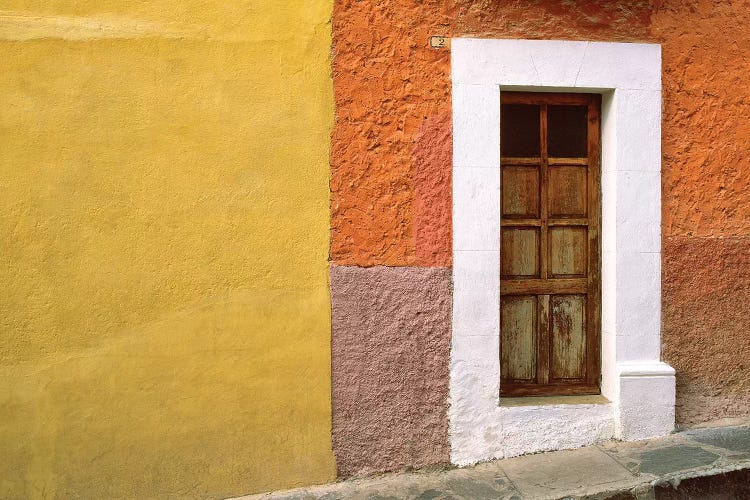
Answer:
449 361 675 464
449 358 615 465
616 362 676 440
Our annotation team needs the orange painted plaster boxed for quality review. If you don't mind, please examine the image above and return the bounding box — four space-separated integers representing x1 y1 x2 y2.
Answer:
331 0 750 267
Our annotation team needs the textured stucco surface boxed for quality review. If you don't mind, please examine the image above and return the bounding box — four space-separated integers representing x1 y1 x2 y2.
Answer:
663 237 750 424
330 265 451 477
330 0 654 267
413 111 452 267
0 2 336 498
330 0 750 429
331 1 750 255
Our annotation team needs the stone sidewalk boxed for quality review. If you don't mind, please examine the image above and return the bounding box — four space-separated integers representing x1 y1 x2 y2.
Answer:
235 418 750 500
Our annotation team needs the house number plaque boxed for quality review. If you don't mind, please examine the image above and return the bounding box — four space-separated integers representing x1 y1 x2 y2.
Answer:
429 36 448 49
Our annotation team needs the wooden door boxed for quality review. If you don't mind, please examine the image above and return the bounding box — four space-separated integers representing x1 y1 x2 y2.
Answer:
499 92 601 397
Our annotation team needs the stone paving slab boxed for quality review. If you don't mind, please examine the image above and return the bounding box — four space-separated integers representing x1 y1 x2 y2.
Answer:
685 424 750 456
501 447 634 500
233 418 750 500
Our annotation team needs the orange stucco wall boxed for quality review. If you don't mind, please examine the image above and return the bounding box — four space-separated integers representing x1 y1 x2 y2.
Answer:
331 0 750 424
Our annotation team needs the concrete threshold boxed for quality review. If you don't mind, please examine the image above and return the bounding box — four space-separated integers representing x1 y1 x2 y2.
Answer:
233 417 750 500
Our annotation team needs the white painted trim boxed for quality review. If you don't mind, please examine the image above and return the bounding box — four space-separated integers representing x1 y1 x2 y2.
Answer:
617 361 676 378
450 38 675 466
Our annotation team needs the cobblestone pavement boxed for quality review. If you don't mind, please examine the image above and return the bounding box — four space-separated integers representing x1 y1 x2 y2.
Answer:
233 417 750 500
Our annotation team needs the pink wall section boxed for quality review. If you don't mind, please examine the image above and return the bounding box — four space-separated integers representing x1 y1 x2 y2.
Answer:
330 266 451 476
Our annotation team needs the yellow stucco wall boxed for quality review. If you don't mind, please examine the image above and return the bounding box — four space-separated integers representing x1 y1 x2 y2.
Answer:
0 2 335 498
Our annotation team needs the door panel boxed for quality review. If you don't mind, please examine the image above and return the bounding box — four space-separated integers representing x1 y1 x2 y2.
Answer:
500 92 601 397
548 165 587 217
500 104 541 157
502 166 540 217
501 296 537 382
550 294 587 380
549 227 587 277
501 227 540 278
548 105 588 157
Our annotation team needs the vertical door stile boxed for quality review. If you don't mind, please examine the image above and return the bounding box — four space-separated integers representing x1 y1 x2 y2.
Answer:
538 104 550 385
540 104 549 281
586 96 602 387
537 294 550 384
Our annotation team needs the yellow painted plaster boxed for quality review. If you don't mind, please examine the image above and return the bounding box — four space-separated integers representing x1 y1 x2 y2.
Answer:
0 2 335 498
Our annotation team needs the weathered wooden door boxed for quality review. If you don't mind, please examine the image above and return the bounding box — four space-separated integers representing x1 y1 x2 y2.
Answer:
499 92 601 397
